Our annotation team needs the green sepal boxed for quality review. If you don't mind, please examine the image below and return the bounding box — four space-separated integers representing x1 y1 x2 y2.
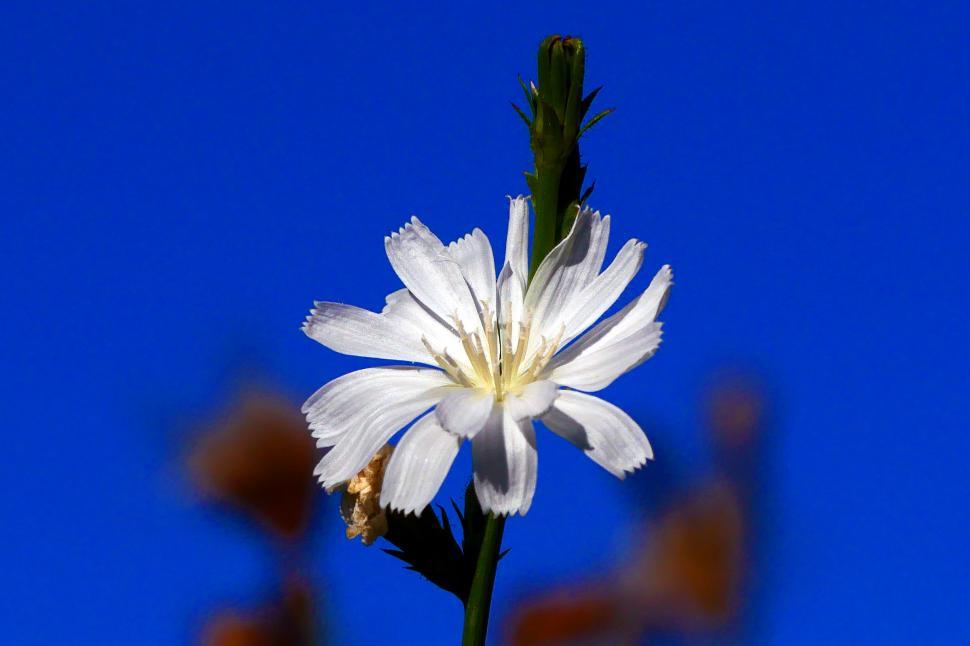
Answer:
383 505 467 602
380 482 504 607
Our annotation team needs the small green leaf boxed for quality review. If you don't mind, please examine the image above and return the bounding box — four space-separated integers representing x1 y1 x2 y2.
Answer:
578 108 614 139
518 75 537 116
581 86 603 119
510 102 532 129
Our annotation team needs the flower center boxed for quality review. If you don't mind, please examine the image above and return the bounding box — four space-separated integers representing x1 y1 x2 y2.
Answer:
421 301 563 401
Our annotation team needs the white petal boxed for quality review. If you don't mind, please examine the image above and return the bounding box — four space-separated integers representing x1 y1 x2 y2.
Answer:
541 390 652 477
558 239 646 345
472 405 538 516
496 262 525 347
382 288 466 368
504 196 529 283
544 265 672 391
302 301 430 363
313 393 444 489
525 209 611 347
380 413 461 514
384 217 482 333
449 228 496 307
505 380 559 420
303 367 450 488
435 387 493 438
303 366 449 442
546 323 663 392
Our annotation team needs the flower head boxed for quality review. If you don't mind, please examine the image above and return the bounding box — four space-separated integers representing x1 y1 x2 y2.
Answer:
303 197 672 516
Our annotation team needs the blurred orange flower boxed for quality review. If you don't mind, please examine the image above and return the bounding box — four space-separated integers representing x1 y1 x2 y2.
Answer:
200 575 315 646
187 390 318 541
509 376 764 645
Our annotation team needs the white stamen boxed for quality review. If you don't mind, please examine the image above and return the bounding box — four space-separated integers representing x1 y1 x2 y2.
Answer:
433 299 561 401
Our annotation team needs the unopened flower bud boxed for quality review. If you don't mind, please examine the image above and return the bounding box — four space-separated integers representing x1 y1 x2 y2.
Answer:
521 35 613 271
534 34 587 164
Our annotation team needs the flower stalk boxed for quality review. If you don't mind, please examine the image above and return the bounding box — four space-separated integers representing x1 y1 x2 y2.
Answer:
301 31 667 646
461 513 505 645
461 33 611 645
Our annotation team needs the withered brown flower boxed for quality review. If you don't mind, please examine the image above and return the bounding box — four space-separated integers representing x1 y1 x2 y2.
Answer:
338 445 393 545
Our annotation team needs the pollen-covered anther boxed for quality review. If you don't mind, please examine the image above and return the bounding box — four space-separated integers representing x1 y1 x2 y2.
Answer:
421 336 473 386
524 324 565 381
453 315 498 392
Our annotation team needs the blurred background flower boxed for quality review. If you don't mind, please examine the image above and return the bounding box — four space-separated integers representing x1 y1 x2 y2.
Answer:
187 390 318 542
185 388 326 644
506 373 767 645
200 575 314 646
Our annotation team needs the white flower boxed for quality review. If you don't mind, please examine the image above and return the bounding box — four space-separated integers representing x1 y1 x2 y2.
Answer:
302 197 672 516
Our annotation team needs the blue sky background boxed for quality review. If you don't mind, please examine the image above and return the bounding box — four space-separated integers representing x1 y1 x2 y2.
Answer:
2 2 969 643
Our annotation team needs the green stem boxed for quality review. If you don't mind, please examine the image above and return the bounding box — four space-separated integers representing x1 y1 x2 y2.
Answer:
458 33 605 645
529 166 564 279
461 513 505 645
